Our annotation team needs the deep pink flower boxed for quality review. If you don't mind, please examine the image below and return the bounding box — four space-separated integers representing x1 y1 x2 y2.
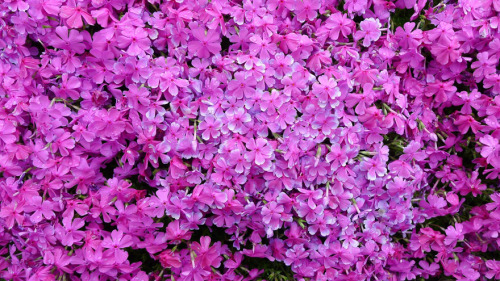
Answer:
158 249 182 268
102 230 134 258
325 12 354 40
354 18 382 47
0 201 24 229
50 26 86 54
191 236 223 268
60 0 95 28
24 196 55 223
56 215 85 246
395 22 423 49
430 37 461 65
444 223 464 246
48 129 75 157
117 27 151 57
360 157 387 180
227 72 257 98
188 27 221 58
165 221 191 243
199 116 222 140
245 137 273 166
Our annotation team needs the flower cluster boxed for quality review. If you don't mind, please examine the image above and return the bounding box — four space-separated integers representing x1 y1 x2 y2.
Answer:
0 0 499 280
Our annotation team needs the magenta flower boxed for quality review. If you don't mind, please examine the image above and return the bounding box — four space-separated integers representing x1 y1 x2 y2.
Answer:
199 116 222 140
50 26 86 54
41 0 63 15
245 137 273 166
444 223 464 246
284 244 309 266
0 201 24 229
249 33 276 60
395 22 423 49
479 135 500 168
294 0 320 22
270 53 293 79
261 201 289 232
158 249 182 268
53 73 81 100
43 247 73 274
165 221 191 243
192 236 223 268
430 37 461 65
102 230 134 258
354 18 382 47
24 196 55 223
360 157 387 180
60 0 95 28
1 1 499 280
56 215 85 246
227 72 257 99
485 260 500 280
48 129 75 157
0 119 16 144
188 27 221 58
325 12 353 40
471 52 497 80
117 27 151 57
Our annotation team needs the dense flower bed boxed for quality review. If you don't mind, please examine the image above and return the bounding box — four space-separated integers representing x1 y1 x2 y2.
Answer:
0 0 499 280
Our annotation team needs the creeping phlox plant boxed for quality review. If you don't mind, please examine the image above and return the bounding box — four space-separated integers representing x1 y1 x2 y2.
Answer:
0 0 499 280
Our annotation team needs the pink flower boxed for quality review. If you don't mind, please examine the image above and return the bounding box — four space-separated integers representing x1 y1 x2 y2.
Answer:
444 223 464 246
227 72 257 98
188 27 221 58
48 129 75 157
395 22 423 49
158 249 182 268
165 220 191 243
284 244 309 266
485 260 500 280
41 0 63 15
325 12 354 40
479 135 500 168
56 215 85 246
191 236 223 268
271 53 294 79
261 201 285 231
454 115 482 134
199 116 222 140
50 26 86 54
53 73 81 100
0 201 24 229
24 196 55 223
249 33 276 60
471 52 497 80
360 157 387 180
60 0 95 28
102 230 134 258
294 0 320 22
430 37 461 65
245 137 273 166
354 18 382 47
43 247 73 274
117 27 151 57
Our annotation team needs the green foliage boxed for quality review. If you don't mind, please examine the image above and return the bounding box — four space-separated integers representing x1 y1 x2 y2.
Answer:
244 257 296 281
392 9 414 29
127 248 163 273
